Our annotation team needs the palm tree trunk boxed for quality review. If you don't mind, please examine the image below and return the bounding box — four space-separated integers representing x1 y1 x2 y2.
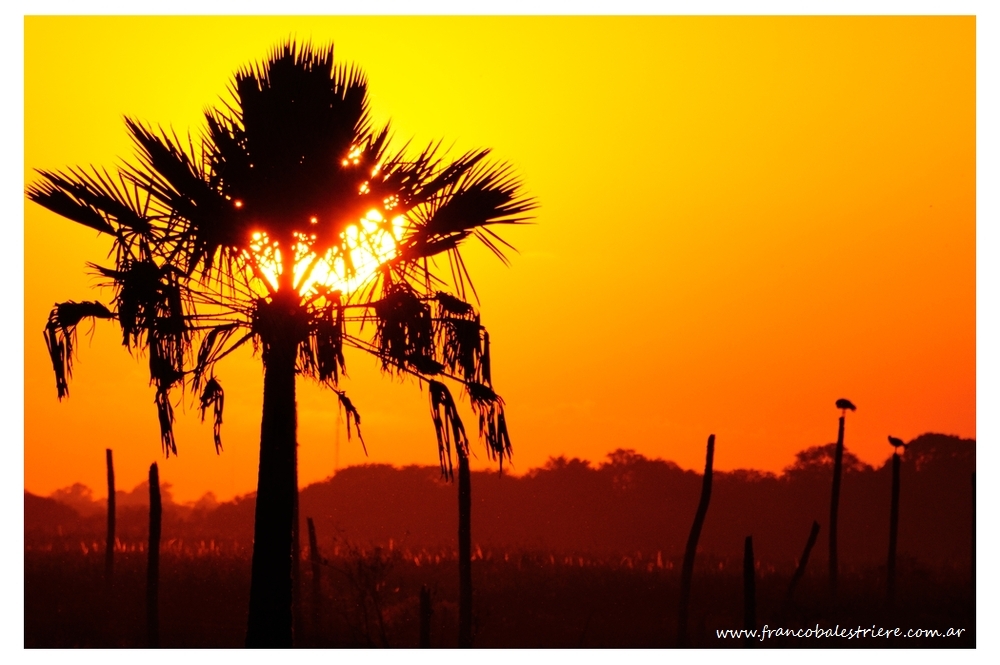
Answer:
292 453 303 641
246 334 298 648
828 415 845 594
886 451 901 609
743 535 756 648
147 462 162 648
678 434 715 648
105 448 115 587
458 450 473 647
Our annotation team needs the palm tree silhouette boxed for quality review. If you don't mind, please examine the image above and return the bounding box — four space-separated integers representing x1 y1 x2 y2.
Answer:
27 41 533 647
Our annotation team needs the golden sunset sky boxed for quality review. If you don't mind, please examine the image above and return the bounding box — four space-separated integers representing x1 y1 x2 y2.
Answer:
23 15 976 503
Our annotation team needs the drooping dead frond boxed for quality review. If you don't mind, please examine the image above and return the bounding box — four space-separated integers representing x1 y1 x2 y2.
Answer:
435 291 475 318
155 388 178 457
335 390 365 455
481 331 492 386
43 300 115 399
193 323 240 394
92 259 190 354
300 292 346 385
428 380 469 481
468 382 512 473
199 376 225 454
432 292 492 385
374 282 434 375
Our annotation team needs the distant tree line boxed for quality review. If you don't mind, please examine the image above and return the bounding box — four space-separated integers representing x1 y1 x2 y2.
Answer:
26 433 973 568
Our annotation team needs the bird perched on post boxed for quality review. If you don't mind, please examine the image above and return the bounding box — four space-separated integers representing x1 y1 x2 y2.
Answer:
888 436 906 450
835 398 856 414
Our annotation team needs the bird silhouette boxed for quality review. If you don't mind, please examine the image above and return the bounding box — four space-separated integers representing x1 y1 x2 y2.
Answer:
835 398 856 413
888 436 906 450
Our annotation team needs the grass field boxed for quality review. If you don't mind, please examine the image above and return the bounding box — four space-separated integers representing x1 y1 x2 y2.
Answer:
24 542 974 648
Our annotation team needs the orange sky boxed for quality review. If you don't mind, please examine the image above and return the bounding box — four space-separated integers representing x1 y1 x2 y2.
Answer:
23 16 975 503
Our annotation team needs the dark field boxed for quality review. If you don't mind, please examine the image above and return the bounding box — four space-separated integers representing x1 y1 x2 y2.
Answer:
24 543 974 648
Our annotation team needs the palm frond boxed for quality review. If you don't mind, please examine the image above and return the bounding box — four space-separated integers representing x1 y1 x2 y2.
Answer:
124 119 245 276
334 389 365 454
26 179 115 235
399 161 535 266
199 376 225 453
428 380 469 480
42 300 115 399
373 282 434 375
28 168 155 246
155 387 178 457
467 382 512 472
192 323 240 394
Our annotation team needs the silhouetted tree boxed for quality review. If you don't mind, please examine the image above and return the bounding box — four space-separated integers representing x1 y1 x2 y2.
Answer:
147 462 161 648
678 434 714 647
28 40 532 647
829 398 856 593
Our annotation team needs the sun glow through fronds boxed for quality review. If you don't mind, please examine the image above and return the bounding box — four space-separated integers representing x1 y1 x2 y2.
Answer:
244 210 406 298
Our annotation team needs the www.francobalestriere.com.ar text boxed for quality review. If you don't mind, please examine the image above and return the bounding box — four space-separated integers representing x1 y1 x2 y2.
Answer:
716 624 968 641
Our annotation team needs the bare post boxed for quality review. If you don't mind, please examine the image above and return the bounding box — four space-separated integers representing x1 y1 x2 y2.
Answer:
678 434 715 648
886 451 901 609
971 472 975 607
307 517 322 635
828 415 845 594
786 521 821 604
147 462 162 647
743 536 756 647
420 584 432 648
105 448 115 587
458 450 472 648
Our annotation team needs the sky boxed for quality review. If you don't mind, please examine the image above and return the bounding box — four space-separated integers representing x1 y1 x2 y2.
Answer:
23 15 976 504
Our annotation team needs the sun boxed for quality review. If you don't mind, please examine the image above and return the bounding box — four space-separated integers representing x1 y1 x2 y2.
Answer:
243 209 407 298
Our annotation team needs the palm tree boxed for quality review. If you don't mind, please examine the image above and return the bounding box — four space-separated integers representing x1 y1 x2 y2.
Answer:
27 41 533 647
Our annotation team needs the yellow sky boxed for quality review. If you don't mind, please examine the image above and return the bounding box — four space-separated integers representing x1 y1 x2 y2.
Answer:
24 16 975 503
